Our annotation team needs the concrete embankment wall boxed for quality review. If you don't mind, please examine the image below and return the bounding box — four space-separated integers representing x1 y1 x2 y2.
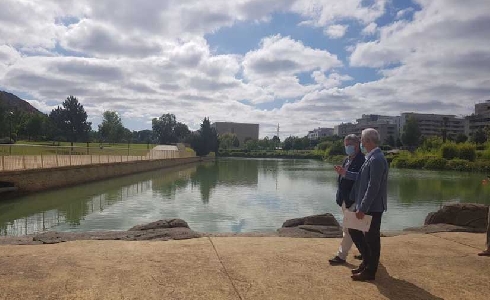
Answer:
0 157 214 193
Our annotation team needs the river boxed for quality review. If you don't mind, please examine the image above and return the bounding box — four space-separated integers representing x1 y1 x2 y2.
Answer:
1 158 488 236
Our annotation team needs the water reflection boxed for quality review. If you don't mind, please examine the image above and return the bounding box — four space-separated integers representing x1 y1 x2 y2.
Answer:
0 158 489 236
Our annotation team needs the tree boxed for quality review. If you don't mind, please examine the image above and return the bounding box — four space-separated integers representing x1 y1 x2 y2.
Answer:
401 117 421 147
455 133 468 144
190 117 219 156
218 133 238 150
395 137 403 148
25 113 45 141
174 122 191 142
283 136 294 150
152 113 177 144
472 128 487 144
48 96 92 146
98 111 124 144
385 135 395 147
272 135 280 148
441 116 449 143
152 113 190 144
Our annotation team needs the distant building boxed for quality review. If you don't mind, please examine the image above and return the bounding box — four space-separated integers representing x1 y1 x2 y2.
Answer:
334 115 399 143
307 127 334 140
211 122 259 146
466 100 490 136
400 113 466 139
334 123 357 137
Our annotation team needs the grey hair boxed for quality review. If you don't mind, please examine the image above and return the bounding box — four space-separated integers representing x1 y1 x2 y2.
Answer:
344 134 360 144
361 128 380 145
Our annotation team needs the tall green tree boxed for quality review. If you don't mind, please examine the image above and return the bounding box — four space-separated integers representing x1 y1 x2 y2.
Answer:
190 117 219 156
152 113 190 144
48 96 92 146
25 113 46 141
401 117 421 147
98 111 124 144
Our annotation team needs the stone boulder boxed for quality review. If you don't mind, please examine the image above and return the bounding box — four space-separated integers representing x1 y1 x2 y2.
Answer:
281 213 340 228
128 219 189 231
424 203 489 230
278 214 342 238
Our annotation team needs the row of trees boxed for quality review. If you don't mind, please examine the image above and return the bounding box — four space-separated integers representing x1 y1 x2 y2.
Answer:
0 96 218 156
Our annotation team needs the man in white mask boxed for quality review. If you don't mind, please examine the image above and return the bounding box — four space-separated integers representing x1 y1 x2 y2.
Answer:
329 134 365 265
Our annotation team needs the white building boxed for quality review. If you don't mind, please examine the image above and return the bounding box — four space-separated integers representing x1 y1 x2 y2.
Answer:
307 127 334 140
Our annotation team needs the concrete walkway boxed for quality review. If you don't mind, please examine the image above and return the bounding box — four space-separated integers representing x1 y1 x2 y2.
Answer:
0 232 488 300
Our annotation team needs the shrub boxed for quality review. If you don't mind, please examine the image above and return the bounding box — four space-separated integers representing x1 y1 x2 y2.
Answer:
406 157 427 169
328 140 344 156
391 157 409 168
424 157 447 170
472 160 490 172
458 143 476 161
441 143 459 160
446 158 472 171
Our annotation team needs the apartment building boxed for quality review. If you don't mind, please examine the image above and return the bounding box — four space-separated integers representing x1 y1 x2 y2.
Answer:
466 100 490 136
333 123 357 137
211 122 259 145
307 127 334 140
400 113 465 139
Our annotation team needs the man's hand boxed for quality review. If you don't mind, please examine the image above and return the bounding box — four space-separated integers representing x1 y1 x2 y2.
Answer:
356 211 365 220
334 165 346 176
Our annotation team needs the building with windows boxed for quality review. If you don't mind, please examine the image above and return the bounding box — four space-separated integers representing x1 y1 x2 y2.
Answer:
307 127 334 140
400 113 465 139
466 100 490 137
211 122 259 145
334 123 357 137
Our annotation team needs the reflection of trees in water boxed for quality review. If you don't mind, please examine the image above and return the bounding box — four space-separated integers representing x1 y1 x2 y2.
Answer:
216 159 258 186
394 175 490 204
150 166 196 198
191 162 219 203
0 165 196 236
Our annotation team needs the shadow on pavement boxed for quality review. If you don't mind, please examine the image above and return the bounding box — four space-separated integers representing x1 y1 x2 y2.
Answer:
373 264 444 300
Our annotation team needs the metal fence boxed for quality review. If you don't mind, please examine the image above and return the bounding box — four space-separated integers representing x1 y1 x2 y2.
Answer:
0 144 195 172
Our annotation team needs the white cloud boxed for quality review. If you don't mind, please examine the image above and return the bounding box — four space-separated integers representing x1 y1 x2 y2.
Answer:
243 35 341 78
324 24 348 38
396 7 414 19
0 0 489 138
361 22 377 35
293 0 387 27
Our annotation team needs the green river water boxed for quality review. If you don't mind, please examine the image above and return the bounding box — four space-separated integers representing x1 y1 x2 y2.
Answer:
1 158 489 236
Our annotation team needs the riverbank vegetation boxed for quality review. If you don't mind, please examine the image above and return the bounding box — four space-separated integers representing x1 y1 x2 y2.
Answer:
390 137 490 172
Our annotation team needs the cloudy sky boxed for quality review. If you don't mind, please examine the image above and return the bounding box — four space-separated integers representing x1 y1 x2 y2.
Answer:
0 0 489 137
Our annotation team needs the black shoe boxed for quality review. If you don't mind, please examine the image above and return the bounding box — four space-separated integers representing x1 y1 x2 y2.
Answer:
351 270 375 281
354 254 363 260
328 256 346 265
351 264 365 275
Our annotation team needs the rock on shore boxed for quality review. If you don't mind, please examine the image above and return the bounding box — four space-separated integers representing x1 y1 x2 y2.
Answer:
277 213 343 238
405 203 489 233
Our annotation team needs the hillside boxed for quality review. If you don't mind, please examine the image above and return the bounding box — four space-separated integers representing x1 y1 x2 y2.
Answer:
0 91 42 114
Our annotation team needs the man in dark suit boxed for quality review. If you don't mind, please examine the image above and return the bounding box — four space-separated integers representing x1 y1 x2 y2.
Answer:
329 134 365 265
347 128 388 281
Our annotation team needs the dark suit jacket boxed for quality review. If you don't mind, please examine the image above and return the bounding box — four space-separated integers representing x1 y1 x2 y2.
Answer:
335 151 365 208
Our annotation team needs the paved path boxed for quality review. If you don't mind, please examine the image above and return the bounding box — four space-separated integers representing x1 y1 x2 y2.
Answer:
0 233 489 299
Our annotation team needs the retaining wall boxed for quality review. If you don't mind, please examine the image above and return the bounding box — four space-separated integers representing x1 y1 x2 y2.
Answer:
0 157 214 193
